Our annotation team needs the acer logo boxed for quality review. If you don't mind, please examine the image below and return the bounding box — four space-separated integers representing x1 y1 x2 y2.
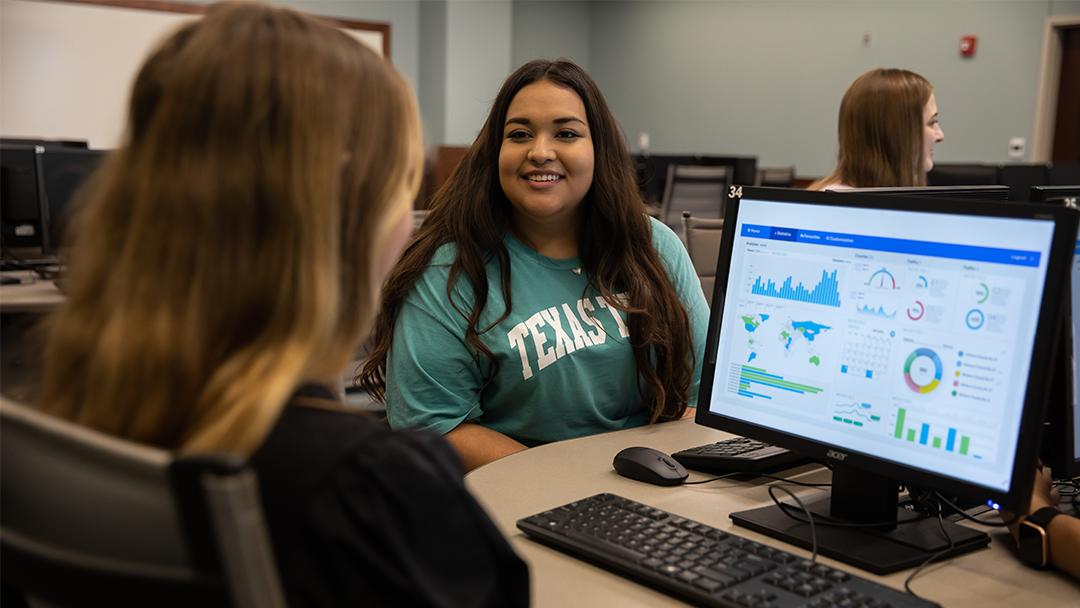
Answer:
826 449 848 462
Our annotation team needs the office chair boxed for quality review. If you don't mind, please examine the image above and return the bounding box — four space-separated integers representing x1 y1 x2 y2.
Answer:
927 163 1000 186
755 166 796 188
660 164 731 228
0 397 285 608
681 212 724 305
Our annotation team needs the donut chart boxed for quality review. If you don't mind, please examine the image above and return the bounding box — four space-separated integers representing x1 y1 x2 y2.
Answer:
904 348 943 394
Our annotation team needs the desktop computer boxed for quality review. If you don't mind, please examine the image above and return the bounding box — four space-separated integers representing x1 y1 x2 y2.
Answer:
1 145 44 252
35 148 105 255
1039 196 1080 481
694 187 1076 573
1028 185 1080 207
0 145 105 261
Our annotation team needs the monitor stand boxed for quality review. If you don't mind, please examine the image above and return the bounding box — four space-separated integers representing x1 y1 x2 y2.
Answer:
729 465 990 575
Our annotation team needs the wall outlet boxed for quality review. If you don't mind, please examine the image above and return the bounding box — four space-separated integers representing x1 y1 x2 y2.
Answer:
1008 137 1025 160
638 132 650 152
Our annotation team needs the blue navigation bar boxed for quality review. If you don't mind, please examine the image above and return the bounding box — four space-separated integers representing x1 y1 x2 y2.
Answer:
741 224 1042 267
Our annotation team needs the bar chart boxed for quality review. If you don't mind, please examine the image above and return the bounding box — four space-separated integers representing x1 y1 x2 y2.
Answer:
893 407 977 458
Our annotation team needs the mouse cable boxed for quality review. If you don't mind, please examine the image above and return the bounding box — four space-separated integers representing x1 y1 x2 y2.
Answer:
902 501 952 603
684 472 740 485
767 484 818 564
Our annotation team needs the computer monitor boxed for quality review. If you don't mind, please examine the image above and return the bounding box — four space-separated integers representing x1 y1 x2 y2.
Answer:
36 148 105 254
1 144 44 252
843 185 1010 201
1028 185 1080 206
1000 164 1050 202
1039 206 1080 480
694 187 1076 573
634 154 757 205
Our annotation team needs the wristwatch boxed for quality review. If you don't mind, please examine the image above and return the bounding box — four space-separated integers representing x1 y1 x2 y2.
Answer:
1017 506 1062 569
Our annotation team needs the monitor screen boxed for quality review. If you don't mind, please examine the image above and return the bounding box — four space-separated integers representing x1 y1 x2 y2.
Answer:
0 145 43 251
1071 238 1080 467
697 188 1072 503
37 148 105 254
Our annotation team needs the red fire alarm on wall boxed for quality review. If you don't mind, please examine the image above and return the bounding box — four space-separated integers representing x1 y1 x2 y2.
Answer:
960 35 977 58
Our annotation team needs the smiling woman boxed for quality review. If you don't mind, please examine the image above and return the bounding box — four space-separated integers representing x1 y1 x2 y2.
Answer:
358 59 710 472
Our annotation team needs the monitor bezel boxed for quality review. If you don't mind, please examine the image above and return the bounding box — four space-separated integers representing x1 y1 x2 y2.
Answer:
694 186 1077 512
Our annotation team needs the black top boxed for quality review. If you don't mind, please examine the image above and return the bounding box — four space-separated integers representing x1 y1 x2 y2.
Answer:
249 385 529 607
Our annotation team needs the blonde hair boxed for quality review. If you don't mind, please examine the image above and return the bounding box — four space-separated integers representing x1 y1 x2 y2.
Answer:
41 1 423 455
812 68 933 190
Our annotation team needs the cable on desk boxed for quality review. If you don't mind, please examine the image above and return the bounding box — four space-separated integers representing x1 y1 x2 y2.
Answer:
768 491 932 529
683 470 831 487
934 492 1018 528
903 503 953 603
684 472 740 485
767 485 818 564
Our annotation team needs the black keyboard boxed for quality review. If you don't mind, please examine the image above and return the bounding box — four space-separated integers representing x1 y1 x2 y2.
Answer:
518 493 936 608
672 437 814 475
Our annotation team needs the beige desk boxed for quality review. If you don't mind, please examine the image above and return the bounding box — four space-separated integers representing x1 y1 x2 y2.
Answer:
0 272 64 313
466 420 1079 607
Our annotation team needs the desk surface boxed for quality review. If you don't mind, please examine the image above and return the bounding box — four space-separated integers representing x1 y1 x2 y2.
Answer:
466 420 1079 607
0 272 64 313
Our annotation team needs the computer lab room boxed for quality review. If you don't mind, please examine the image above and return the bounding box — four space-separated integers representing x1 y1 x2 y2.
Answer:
2 0 1080 606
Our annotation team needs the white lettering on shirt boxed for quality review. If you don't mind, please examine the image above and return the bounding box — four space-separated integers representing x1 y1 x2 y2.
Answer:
525 311 556 371
507 322 534 380
577 298 606 345
596 294 631 338
541 307 577 358
562 302 594 349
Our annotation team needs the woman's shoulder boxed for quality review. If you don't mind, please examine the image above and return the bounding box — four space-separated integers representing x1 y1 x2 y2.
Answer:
253 404 464 492
646 215 686 256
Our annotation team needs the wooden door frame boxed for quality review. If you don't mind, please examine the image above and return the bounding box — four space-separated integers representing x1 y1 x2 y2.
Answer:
1032 15 1080 163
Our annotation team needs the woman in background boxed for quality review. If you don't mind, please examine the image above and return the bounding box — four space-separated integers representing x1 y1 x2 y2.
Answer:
359 59 708 471
39 3 527 605
811 68 944 190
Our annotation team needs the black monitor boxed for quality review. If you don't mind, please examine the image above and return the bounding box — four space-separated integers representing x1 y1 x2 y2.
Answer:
0 137 88 149
1 145 44 251
999 164 1050 202
634 154 757 205
694 186 1075 573
1040 205 1080 480
1028 185 1080 206
36 148 105 254
928 163 1000 186
843 185 1011 201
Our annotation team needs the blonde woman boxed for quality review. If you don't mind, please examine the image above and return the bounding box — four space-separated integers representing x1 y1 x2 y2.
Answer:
812 68 944 190
39 3 527 605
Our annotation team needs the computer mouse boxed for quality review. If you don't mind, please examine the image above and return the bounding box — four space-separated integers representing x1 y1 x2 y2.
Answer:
612 446 688 486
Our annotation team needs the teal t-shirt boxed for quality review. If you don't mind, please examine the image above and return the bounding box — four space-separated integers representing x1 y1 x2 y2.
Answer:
385 217 709 445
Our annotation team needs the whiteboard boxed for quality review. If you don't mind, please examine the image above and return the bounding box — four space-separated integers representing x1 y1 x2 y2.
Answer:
0 0 388 148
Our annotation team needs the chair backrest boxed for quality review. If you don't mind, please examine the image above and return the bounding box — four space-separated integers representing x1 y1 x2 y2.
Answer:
756 166 796 188
661 164 731 226
681 212 724 305
0 397 285 608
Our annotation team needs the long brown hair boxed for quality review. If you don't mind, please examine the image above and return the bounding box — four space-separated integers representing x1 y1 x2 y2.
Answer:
812 68 933 189
359 59 693 423
41 1 422 455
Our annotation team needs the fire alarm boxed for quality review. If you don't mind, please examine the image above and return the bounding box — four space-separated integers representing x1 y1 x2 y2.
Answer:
960 35 977 58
